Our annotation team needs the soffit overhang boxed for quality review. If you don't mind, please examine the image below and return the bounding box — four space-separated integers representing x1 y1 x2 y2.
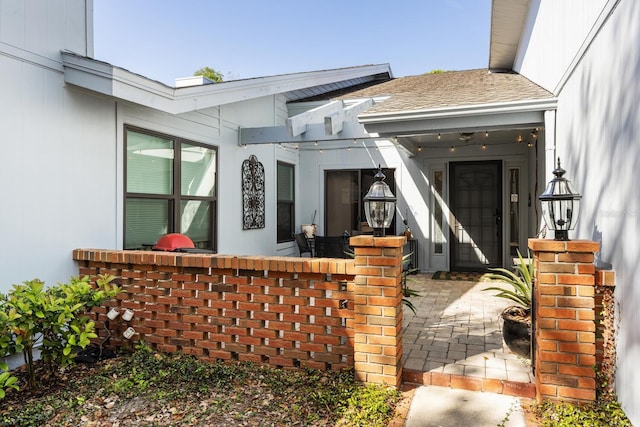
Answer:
489 0 530 71
358 98 556 154
61 51 392 115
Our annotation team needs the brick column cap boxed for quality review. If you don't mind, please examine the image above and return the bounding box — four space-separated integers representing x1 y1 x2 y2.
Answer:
528 239 599 253
350 235 406 249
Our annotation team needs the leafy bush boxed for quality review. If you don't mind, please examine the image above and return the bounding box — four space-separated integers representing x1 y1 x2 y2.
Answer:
0 274 119 391
0 362 18 399
483 249 533 308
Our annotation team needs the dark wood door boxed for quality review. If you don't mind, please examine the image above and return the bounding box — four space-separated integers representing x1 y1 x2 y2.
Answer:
450 161 502 271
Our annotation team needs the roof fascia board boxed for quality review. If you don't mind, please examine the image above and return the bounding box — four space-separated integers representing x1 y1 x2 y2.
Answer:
171 65 390 113
61 52 392 115
62 52 178 113
358 98 557 124
365 111 547 137
359 99 556 136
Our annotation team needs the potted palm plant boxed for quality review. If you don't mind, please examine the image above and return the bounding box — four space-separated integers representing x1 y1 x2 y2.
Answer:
483 250 533 358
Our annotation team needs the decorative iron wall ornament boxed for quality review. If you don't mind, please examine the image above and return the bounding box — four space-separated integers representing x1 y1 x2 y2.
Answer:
241 154 265 229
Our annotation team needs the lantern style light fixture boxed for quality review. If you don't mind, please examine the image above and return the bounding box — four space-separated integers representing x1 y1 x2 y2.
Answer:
539 158 582 241
363 165 397 237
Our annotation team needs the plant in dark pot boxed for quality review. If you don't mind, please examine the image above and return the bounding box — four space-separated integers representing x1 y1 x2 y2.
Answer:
483 250 533 358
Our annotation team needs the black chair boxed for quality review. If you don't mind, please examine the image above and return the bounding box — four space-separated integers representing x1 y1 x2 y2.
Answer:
314 235 350 258
293 232 312 257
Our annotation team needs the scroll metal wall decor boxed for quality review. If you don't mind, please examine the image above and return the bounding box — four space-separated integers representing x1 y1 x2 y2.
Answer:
242 154 265 229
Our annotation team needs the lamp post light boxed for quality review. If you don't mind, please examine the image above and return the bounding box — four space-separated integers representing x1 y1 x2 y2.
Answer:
539 158 582 241
363 165 396 237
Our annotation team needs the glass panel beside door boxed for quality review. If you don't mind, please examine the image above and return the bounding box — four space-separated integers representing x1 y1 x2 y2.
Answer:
325 168 396 236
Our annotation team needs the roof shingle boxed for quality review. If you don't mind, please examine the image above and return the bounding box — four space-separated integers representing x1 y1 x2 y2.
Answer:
327 69 554 114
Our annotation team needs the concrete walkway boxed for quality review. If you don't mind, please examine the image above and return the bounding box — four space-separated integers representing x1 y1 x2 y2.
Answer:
404 385 527 427
402 274 533 386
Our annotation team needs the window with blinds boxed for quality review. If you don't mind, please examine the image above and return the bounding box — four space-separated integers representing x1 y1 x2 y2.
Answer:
124 127 217 250
277 162 294 243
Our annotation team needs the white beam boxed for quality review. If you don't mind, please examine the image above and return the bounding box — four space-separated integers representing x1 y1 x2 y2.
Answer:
286 101 343 137
240 121 374 145
324 98 375 135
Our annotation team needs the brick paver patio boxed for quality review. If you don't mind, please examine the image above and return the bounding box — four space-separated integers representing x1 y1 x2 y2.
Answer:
402 274 533 385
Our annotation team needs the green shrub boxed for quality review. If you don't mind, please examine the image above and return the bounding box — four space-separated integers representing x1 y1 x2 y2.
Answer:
0 274 119 391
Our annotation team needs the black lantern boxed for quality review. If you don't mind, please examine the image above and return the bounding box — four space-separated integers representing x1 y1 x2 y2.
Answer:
363 165 396 237
539 158 581 241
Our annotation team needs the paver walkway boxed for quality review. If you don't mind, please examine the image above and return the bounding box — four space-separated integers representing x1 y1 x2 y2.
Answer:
402 274 533 386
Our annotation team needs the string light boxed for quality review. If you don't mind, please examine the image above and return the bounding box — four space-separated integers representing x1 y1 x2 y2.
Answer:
517 135 523 143
449 146 455 152
438 133 441 140
417 146 422 152
485 131 489 138
481 144 487 150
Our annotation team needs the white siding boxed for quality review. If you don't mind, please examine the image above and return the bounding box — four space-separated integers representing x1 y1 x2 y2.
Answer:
217 96 291 256
514 0 608 92
0 0 90 59
517 0 640 422
0 56 116 289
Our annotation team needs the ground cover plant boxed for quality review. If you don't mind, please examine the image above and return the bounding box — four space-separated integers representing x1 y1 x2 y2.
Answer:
0 344 401 426
533 398 631 426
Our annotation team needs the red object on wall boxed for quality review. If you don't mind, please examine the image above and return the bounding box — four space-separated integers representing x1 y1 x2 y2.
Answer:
152 233 195 251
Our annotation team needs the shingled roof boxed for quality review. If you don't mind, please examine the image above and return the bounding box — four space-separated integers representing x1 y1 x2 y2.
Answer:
321 69 554 114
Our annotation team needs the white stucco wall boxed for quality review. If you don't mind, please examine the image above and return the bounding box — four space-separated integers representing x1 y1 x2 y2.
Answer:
516 0 640 422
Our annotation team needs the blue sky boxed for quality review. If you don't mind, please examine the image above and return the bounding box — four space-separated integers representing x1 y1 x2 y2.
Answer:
94 0 491 85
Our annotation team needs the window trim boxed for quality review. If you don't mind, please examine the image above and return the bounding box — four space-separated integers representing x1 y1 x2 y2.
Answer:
124 125 218 251
276 161 295 243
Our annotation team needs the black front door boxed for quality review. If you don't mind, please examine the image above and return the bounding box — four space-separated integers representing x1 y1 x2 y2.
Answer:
450 161 502 271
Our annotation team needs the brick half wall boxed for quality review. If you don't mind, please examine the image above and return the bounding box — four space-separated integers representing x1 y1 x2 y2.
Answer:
73 250 356 371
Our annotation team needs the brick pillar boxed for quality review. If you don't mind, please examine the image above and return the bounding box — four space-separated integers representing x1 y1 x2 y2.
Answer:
350 235 406 388
528 239 600 403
